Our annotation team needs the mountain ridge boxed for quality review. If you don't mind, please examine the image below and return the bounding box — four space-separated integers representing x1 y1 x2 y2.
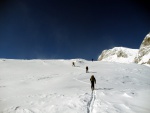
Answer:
98 33 150 67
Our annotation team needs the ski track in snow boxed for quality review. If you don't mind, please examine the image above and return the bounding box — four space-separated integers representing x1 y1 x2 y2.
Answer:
73 74 96 113
87 90 96 113
73 72 96 113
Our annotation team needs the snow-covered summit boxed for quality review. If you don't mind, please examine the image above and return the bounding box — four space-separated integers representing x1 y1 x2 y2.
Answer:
98 33 150 67
98 47 138 63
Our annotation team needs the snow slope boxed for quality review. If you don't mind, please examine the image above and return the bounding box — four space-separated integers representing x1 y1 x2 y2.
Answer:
0 59 150 113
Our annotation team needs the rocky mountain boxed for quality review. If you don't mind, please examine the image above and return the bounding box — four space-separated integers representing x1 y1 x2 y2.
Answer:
98 33 150 67
98 47 138 63
134 33 150 66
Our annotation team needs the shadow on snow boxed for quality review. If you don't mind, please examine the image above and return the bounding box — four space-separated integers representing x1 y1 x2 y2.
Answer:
95 88 113 90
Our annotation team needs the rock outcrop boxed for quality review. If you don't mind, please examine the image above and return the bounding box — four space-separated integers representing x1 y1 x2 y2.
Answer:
134 33 150 66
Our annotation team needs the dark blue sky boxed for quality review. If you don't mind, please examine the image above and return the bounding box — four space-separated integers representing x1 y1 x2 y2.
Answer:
0 0 150 60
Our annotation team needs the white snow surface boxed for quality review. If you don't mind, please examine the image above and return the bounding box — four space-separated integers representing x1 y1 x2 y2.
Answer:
98 47 138 63
138 52 150 65
0 59 150 113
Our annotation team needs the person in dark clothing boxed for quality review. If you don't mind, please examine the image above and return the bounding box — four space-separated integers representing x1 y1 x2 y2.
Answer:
72 62 75 67
92 59 93 62
86 66 88 73
90 75 96 91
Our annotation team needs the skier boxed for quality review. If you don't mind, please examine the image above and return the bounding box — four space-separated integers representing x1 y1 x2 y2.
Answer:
90 75 96 91
86 66 88 73
72 62 75 67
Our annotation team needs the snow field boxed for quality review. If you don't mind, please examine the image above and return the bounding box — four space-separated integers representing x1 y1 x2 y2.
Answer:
0 59 150 113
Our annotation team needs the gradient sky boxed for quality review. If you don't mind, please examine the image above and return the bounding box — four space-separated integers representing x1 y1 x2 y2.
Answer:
0 0 150 60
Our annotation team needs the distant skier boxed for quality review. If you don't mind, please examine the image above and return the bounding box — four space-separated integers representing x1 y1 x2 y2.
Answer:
72 62 75 67
90 75 96 91
86 66 88 73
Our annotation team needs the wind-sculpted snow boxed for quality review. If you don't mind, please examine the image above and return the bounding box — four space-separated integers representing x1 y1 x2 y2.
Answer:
0 59 150 113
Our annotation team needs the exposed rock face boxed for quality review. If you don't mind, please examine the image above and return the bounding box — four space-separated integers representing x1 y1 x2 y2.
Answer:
134 33 150 65
98 47 138 63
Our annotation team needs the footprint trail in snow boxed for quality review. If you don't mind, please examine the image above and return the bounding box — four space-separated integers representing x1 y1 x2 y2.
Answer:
87 90 96 113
